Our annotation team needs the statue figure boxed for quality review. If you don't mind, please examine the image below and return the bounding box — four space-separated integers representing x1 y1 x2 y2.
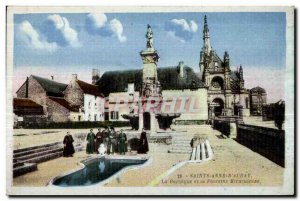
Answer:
146 24 154 49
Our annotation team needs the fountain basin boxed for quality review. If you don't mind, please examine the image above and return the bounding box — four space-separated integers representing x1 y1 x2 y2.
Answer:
121 114 139 130
155 113 181 130
48 156 151 187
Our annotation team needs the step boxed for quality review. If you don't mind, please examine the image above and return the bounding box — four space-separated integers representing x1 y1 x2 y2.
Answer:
13 161 24 168
18 151 63 164
13 142 62 154
168 147 192 152
172 138 192 142
171 144 191 149
13 163 37 177
172 140 191 143
168 149 192 154
170 146 192 150
14 145 63 158
14 147 63 161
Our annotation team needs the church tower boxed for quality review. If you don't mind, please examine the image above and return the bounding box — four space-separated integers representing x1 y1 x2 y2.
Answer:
199 15 212 80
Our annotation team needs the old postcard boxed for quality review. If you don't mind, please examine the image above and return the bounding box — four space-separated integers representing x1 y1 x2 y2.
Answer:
6 6 294 196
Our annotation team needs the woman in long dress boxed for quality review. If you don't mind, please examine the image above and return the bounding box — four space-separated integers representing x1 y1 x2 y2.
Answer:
138 128 149 154
63 132 75 157
118 129 127 155
86 129 95 154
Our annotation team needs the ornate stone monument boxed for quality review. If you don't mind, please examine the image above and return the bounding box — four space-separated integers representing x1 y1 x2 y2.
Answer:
123 24 180 133
139 24 162 132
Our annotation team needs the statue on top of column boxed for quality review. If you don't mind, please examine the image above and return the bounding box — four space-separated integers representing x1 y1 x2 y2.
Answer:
146 24 154 49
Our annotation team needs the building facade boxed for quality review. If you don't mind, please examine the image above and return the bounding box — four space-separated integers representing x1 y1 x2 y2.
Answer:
199 16 250 118
15 75 74 122
15 74 105 123
60 74 105 122
250 86 267 116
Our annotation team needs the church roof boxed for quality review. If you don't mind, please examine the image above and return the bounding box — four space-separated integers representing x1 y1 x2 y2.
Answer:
76 80 103 97
207 52 224 70
250 86 266 93
32 75 67 97
97 66 206 96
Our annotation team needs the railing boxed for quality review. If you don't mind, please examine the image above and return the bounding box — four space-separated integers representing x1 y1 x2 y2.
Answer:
236 124 285 167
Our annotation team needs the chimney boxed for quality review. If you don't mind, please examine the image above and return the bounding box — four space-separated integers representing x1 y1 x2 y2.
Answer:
178 61 184 78
72 74 78 81
25 77 29 98
92 69 100 85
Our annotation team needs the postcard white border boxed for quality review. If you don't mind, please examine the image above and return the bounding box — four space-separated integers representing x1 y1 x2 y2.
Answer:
6 6 295 196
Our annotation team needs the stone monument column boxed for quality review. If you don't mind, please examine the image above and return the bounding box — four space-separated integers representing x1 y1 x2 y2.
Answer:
139 24 161 132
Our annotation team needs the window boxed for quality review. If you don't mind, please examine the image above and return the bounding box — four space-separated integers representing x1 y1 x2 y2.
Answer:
110 111 119 120
94 114 97 121
245 97 249 109
78 115 81 121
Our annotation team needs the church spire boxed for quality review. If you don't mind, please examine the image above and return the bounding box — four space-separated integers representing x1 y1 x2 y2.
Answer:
203 15 211 54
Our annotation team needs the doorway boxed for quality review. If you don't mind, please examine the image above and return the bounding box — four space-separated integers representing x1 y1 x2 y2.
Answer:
212 98 225 116
143 112 150 130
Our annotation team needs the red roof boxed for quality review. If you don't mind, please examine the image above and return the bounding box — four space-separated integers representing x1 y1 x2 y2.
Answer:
13 98 44 115
77 80 103 97
48 97 80 112
13 98 42 108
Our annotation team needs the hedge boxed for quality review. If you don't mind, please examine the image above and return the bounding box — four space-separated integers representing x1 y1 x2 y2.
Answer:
20 121 130 129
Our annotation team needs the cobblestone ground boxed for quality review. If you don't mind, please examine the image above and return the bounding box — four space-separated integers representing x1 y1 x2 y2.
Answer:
12 124 283 187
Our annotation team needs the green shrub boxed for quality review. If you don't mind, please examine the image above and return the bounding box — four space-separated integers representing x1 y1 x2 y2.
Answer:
22 121 130 129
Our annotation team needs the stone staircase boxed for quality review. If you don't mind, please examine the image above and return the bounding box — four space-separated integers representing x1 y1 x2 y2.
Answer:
13 142 63 177
168 136 193 154
168 125 215 154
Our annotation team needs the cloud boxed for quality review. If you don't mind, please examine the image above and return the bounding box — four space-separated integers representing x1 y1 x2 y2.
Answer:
41 14 80 47
243 66 284 103
85 13 127 43
165 19 198 42
18 21 58 52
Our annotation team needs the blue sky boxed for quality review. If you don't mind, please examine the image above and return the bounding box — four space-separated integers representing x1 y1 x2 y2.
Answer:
13 12 286 102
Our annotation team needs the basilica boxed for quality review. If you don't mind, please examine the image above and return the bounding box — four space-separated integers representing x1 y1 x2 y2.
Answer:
96 16 257 129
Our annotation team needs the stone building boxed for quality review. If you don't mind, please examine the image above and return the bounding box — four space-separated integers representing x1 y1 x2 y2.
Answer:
13 98 45 127
64 74 105 121
199 16 250 118
15 74 105 123
16 75 75 122
250 86 267 115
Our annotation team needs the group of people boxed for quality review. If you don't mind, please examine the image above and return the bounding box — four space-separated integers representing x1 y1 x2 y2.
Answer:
86 127 128 155
62 127 149 157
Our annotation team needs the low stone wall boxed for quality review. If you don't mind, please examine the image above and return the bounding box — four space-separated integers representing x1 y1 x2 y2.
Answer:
212 119 230 136
236 124 285 167
212 117 240 138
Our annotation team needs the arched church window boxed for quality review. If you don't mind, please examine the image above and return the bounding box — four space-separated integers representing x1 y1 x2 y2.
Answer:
211 76 224 90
